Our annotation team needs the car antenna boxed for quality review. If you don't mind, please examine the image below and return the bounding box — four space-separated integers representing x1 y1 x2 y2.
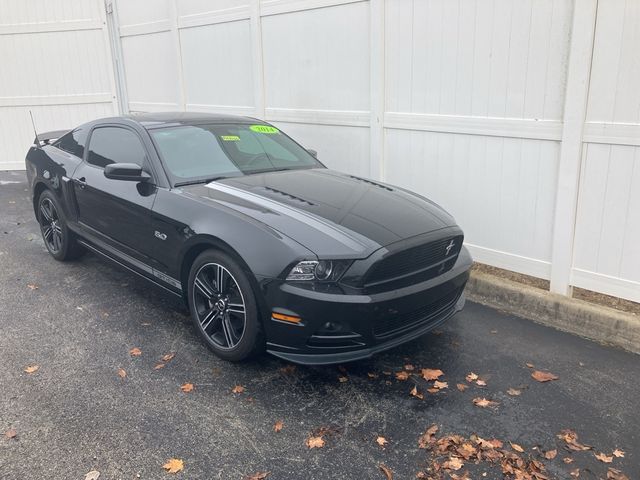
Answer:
29 110 41 149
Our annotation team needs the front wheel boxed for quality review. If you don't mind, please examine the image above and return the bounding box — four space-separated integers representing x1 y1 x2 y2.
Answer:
187 249 264 362
37 190 84 261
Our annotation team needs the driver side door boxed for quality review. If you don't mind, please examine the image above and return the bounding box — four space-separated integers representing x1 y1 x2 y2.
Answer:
72 125 157 270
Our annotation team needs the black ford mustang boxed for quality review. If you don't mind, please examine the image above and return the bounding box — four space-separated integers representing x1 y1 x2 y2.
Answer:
25 112 471 365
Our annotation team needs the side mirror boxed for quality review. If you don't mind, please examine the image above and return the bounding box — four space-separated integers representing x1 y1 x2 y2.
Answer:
104 163 151 182
307 148 318 158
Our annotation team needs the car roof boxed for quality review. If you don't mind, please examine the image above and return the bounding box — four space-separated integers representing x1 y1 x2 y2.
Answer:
85 112 262 130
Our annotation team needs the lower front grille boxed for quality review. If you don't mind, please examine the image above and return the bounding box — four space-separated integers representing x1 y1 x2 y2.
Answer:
373 288 462 338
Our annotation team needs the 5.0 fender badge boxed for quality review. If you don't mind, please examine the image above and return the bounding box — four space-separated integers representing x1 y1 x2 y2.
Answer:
154 231 167 241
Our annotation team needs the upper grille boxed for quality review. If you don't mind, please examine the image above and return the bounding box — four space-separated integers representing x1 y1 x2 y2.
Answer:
365 235 463 287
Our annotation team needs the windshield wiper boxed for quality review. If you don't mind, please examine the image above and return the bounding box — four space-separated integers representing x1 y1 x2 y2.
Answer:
174 176 228 187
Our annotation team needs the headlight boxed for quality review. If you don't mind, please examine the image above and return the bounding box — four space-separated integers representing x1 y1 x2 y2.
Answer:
286 260 351 282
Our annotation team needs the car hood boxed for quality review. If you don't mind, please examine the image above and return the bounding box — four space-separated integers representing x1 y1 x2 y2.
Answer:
182 168 456 258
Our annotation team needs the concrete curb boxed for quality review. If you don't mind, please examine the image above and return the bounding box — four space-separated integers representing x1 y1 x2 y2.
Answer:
465 271 640 355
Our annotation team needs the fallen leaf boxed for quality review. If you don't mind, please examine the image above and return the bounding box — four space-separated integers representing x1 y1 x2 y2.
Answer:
162 353 176 362
376 436 388 447
162 458 184 474
232 385 245 394
443 457 464 471
245 473 269 480
472 397 498 408
418 424 438 448
129 347 142 357
24 365 39 374
506 388 521 396
526 362 535 368
395 371 410 381
84 470 100 480
612 449 625 458
421 368 444 381
4 428 17 440
154 363 165 370
544 449 557 459
607 468 630 480
273 420 284 433
180 383 194 393
117 368 127 378
456 383 468 392
27 284 39 290
510 442 524 453
306 436 325 449
279 364 296 375
404 364 415 371
570 468 580 478
466 372 478 382
595 452 613 463
563 457 574 464
433 380 448 390
367 372 378 379
338 376 348 383
379 464 393 480
476 379 487 386
410 385 424 399
531 370 558 382
557 429 592 451
427 387 439 394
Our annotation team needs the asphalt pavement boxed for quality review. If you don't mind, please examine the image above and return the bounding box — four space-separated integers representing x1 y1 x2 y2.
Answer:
1 170 638 480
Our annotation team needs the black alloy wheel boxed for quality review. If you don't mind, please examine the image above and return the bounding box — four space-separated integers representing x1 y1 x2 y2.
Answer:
37 190 83 261
188 250 263 361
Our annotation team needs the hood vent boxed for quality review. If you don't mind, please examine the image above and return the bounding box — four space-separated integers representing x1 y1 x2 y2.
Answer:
261 186 315 206
348 175 393 191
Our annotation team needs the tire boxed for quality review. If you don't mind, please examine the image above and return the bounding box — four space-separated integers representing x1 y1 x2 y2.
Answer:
187 249 264 362
37 190 84 261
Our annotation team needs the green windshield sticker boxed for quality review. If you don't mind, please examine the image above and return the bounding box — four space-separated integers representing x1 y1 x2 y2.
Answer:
220 135 240 141
249 125 279 134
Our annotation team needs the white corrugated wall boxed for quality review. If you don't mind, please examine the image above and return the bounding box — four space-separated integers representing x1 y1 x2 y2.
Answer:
1 0 638 303
0 0 118 171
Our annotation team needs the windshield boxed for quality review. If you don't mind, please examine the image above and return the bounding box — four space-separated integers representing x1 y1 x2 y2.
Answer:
150 123 323 185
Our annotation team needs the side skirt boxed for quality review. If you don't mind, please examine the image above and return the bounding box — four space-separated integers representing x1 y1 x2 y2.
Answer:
77 239 183 298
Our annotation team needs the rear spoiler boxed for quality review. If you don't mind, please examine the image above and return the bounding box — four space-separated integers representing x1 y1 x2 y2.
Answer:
35 130 70 146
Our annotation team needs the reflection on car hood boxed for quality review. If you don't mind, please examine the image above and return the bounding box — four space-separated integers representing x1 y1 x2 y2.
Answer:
183 169 456 258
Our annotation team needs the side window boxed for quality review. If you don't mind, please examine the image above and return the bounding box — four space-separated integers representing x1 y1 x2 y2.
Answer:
87 127 147 169
54 128 87 158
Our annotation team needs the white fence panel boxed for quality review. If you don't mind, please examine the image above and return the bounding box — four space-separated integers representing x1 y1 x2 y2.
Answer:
0 0 117 170
571 0 640 302
109 0 640 302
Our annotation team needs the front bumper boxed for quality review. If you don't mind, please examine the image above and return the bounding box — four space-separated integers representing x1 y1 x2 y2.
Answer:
260 247 472 365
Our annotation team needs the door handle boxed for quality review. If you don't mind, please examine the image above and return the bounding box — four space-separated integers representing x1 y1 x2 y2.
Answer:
74 177 87 189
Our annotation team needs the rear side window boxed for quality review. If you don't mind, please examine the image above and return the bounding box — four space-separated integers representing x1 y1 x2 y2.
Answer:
87 127 147 169
54 128 87 158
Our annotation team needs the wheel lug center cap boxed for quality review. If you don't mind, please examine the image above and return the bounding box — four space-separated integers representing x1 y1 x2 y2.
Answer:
216 299 227 310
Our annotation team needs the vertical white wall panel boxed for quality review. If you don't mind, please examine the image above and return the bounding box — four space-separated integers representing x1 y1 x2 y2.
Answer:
0 0 116 171
116 0 171 27
385 0 573 120
261 2 370 112
180 21 254 112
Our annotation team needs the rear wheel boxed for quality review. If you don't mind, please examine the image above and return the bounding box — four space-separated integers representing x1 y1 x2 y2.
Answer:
37 190 84 261
187 249 264 362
